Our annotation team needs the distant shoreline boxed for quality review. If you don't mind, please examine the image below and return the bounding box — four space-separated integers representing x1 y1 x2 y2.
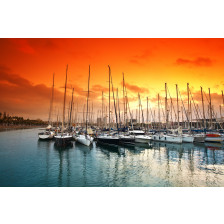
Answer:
0 125 45 132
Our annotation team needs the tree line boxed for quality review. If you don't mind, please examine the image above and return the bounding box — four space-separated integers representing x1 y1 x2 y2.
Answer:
0 112 47 126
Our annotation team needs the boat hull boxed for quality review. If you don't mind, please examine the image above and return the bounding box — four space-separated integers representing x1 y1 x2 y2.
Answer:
38 134 54 140
120 136 135 145
205 137 222 142
54 135 73 147
205 134 223 142
76 135 93 146
152 135 182 143
193 135 205 143
182 135 194 143
135 135 151 143
38 132 54 140
97 137 120 146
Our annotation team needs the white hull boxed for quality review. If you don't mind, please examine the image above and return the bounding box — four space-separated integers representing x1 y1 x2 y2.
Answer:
182 135 194 143
76 135 93 146
152 134 182 143
39 134 54 140
135 135 152 143
38 131 54 140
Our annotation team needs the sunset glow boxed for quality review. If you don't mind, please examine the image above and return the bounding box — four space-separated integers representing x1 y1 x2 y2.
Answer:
0 38 224 121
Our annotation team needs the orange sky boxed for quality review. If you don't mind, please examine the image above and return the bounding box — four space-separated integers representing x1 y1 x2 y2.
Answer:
0 38 224 121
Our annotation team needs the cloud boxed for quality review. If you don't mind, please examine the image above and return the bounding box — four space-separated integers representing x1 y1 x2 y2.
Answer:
10 39 36 54
175 57 213 67
129 50 152 65
122 82 149 94
8 39 58 55
0 68 64 119
91 84 109 93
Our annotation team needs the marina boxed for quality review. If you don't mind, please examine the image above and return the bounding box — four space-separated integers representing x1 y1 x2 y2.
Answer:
1 7 224 224
0 128 224 187
1 39 224 188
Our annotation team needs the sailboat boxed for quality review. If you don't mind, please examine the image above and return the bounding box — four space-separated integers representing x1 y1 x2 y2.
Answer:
133 95 152 144
181 83 194 143
76 65 94 146
204 88 224 142
131 130 152 143
152 84 183 144
39 73 55 140
205 133 223 142
54 65 73 147
97 66 120 146
152 127 182 143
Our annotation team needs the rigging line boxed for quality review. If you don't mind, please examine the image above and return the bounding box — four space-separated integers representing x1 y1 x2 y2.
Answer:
124 77 133 129
189 88 202 121
211 105 223 129
148 100 156 124
178 88 190 124
167 86 177 121
202 89 223 128
203 90 210 104
158 96 165 120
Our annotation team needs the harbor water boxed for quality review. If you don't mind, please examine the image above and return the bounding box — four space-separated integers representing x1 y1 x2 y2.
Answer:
0 128 224 187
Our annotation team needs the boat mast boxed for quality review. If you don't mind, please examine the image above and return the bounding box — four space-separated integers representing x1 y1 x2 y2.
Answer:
117 88 121 129
165 83 168 129
222 90 224 107
48 73 55 126
190 100 192 129
176 84 179 128
111 73 119 134
222 90 224 119
108 66 111 133
123 73 126 127
200 87 206 129
181 106 183 126
56 108 59 128
102 91 104 128
158 93 160 130
86 65 90 135
83 104 85 128
208 88 212 129
138 93 141 126
69 88 74 129
147 97 149 132
124 83 133 130
139 94 144 129
187 83 190 130
62 65 68 131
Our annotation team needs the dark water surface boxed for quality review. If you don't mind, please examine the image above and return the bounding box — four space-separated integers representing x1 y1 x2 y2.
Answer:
0 128 224 187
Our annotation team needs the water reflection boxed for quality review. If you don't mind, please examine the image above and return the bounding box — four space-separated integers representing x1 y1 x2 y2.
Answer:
2 129 224 187
37 140 52 185
53 143 73 187
205 142 224 150
36 139 224 187
148 141 224 186
96 143 126 156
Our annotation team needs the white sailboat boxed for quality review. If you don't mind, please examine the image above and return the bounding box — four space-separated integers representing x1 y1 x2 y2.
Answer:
135 135 152 143
38 130 54 140
129 130 152 143
182 133 194 143
76 134 94 146
76 65 93 147
152 132 182 143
